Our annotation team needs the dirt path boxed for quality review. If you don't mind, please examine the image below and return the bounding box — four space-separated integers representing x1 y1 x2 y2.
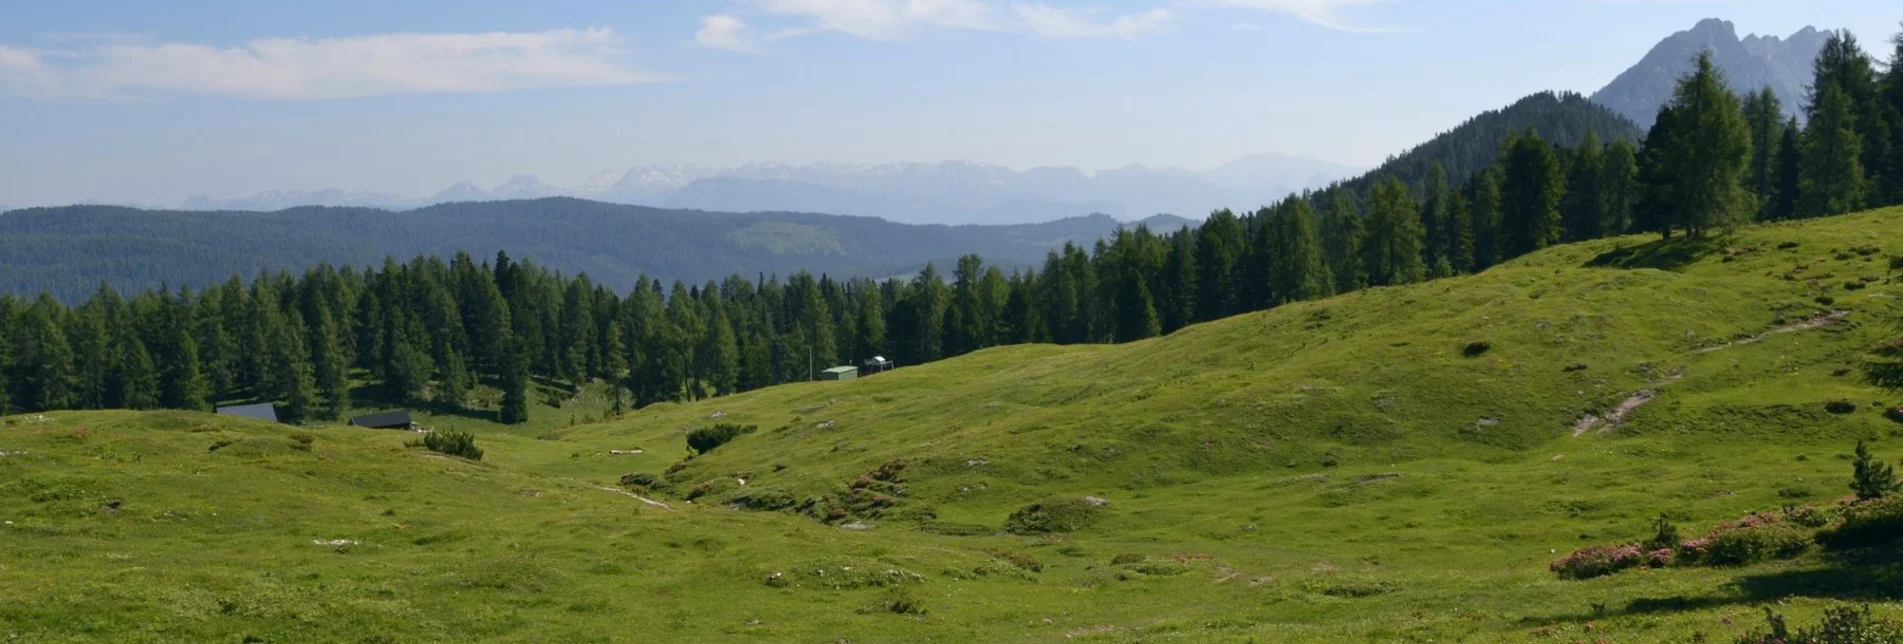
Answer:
1574 311 1848 436
594 485 675 511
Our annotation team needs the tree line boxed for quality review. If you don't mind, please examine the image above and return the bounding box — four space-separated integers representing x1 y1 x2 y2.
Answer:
3 29 1902 423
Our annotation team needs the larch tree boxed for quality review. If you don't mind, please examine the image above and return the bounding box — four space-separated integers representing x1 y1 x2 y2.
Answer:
1800 83 1869 217
1499 132 1565 256
1362 176 1427 287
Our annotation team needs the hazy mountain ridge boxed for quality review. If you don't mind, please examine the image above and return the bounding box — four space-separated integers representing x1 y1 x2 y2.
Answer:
176 154 1365 224
0 199 1191 302
1592 18 1828 128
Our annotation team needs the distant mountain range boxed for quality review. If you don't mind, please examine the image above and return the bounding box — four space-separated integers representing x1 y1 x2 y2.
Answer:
0 199 1196 302
1593 18 1828 128
175 154 1366 225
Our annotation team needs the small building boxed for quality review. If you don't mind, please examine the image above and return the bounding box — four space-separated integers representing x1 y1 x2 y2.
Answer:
215 403 279 423
863 356 895 375
819 366 859 381
349 410 414 429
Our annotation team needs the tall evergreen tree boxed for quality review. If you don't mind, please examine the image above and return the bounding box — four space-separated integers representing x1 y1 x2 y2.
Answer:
1808 30 1885 210
1561 131 1605 242
17 300 76 412
1800 83 1869 218
1741 87 1786 218
1599 139 1639 235
1194 209 1246 322
1467 168 1504 269
1421 163 1451 269
1160 231 1197 333
1769 118 1804 221
111 335 160 411
1499 132 1566 256
1320 191 1368 293
498 339 531 425
1268 198 1334 303
1651 51 1753 237
1362 177 1427 287
1445 191 1475 274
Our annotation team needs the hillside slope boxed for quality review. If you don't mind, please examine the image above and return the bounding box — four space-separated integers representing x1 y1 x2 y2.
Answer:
5 209 1903 642
1337 91 1643 196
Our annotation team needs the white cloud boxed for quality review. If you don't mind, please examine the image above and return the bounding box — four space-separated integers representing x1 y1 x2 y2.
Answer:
758 0 996 40
1198 0 1405 34
0 28 666 100
1015 4 1172 39
696 14 761 52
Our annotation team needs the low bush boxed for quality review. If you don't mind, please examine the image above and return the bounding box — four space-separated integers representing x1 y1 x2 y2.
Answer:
1826 399 1860 414
416 430 483 461
1005 497 1104 534
1703 524 1810 566
1817 496 1903 550
618 472 664 490
1549 544 1646 580
1462 341 1492 357
686 423 757 455
1736 605 1903 644
985 549 1042 573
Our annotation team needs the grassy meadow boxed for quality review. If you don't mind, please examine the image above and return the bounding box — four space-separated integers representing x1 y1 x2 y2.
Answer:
6 208 1903 642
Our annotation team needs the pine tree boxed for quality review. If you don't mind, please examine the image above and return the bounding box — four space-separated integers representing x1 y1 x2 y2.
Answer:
1599 139 1639 235
1653 51 1753 237
699 303 740 396
1268 198 1334 303
19 300 75 412
1809 30 1885 210
274 311 319 424
1467 168 1504 269
112 335 160 410
1160 231 1197 333
1194 209 1246 322
1850 440 1899 500
946 255 988 356
68 301 111 409
499 339 531 425
1741 87 1786 218
1421 163 1451 268
1445 190 1475 274
1499 132 1566 256
1769 118 1804 221
1320 192 1368 293
1362 176 1427 287
1561 131 1605 242
1882 28 1903 206
1800 83 1869 218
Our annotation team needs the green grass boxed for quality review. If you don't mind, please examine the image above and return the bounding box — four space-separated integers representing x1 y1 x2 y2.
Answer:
7 209 1903 642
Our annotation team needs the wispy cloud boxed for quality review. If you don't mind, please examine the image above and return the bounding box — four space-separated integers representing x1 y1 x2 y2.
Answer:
1198 0 1406 34
758 0 996 41
1014 4 1172 39
0 28 667 100
696 14 762 52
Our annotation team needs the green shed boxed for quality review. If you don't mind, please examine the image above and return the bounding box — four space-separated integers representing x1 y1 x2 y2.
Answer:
820 366 859 381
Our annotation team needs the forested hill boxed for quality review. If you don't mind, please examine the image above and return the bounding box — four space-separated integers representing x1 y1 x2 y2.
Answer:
0 198 1189 302
1337 91 1644 195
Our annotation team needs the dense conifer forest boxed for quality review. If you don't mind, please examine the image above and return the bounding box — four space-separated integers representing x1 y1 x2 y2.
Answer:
5 32 1903 425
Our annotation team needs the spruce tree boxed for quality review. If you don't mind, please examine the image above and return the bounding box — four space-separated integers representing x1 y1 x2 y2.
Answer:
113 336 161 410
1882 29 1903 205
1809 30 1885 210
1599 139 1639 235
1467 168 1504 269
1656 51 1753 237
1770 118 1804 221
1445 190 1475 274
1362 176 1427 287
19 302 75 412
1560 131 1605 242
1269 198 1334 303
1741 87 1786 218
1160 231 1197 333
1320 192 1368 293
1800 83 1869 218
1499 132 1566 256
1421 163 1451 268
499 339 531 425
1851 440 1899 501
1194 209 1246 322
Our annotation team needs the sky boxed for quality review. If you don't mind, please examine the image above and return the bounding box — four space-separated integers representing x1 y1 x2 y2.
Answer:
0 0 1898 208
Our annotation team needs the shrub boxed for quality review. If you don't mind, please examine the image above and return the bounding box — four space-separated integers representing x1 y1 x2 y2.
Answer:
1704 524 1810 566
1851 441 1899 501
618 472 664 490
686 423 756 455
1462 341 1492 357
985 549 1042 573
1644 514 1680 552
1005 497 1103 534
1817 496 1903 550
418 430 483 461
1827 400 1860 414
1736 605 1903 644
1549 544 1644 580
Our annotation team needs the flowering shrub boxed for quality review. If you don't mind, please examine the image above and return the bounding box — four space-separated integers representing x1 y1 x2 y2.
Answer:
1735 605 1903 644
1704 524 1810 566
1549 544 1646 580
1817 496 1903 551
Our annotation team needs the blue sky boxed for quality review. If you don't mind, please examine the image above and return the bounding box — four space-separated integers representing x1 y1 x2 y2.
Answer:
0 0 1897 207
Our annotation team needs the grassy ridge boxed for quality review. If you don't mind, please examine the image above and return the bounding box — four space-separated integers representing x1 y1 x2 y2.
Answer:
5 209 1903 642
